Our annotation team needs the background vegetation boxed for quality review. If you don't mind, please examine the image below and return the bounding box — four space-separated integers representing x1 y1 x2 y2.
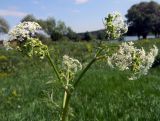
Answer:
1 1 160 42
1 1 160 121
0 39 160 121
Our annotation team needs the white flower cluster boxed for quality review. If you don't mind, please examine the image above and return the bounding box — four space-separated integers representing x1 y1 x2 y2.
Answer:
61 55 82 81
104 12 128 40
108 42 158 80
8 22 48 59
3 41 12 50
9 22 41 41
62 55 82 73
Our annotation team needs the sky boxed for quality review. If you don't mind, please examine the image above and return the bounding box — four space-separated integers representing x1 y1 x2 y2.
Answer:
0 0 160 33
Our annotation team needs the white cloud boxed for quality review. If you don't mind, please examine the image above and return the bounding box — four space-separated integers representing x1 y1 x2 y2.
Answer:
75 0 89 4
0 9 27 17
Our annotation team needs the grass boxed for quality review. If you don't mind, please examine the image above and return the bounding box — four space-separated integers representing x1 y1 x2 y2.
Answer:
0 39 160 121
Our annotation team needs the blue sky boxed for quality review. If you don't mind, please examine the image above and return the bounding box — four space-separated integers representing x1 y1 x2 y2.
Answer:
1 0 160 33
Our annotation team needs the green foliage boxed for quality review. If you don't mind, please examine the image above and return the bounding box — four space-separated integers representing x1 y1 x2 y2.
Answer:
21 15 77 41
37 17 56 35
50 30 63 41
0 55 14 73
83 32 94 41
18 38 48 59
0 17 9 34
97 31 106 40
0 39 160 120
66 27 79 41
126 1 160 39
21 14 37 22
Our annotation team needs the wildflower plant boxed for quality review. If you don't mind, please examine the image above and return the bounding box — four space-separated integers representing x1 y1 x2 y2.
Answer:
9 22 47 59
7 12 158 121
107 42 158 80
104 12 128 40
9 21 41 41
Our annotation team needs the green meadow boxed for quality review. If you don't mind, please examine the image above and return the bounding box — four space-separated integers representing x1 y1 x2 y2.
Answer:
0 39 160 121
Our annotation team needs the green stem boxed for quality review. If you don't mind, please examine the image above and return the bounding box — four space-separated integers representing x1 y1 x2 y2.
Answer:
73 48 104 89
61 57 97 121
62 67 71 121
60 48 105 121
63 70 70 108
73 57 97 88
61 93 71 121
46 53 61 81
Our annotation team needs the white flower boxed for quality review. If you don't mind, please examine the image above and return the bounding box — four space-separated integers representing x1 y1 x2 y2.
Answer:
104 12 128 40
3 41 12 50
62 55 82 73
61 55 82 81
108 42 158 80
9 22 41 41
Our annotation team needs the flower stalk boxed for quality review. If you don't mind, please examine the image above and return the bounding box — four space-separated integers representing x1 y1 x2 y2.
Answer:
73 57 97 88
61 93 71 121
46 52 61 82
74 48 104 88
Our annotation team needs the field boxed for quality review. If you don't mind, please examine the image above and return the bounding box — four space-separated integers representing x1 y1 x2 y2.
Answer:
0 39 160 121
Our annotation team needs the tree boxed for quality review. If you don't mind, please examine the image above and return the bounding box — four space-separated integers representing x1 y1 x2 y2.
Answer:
97 31 106 40
56 21 68 35
21 14 36 22
149 2 160 38
38 19 67 41
83 32 93 41
36 17 56 36
0 17 9 34
126 1 160 39
50 30 63 41
66 27 79 41
21 15 76 41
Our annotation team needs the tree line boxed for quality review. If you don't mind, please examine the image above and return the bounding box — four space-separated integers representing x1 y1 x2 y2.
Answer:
0 14 80 41
77 1 160 40
21 14 80 41
80 1 160 40
1 1 160 41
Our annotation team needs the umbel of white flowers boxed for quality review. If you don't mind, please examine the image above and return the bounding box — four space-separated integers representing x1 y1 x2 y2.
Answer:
61 55 82 81
104 12 128 40
9 21 41 41
107 42 158 80
9 22 47 59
